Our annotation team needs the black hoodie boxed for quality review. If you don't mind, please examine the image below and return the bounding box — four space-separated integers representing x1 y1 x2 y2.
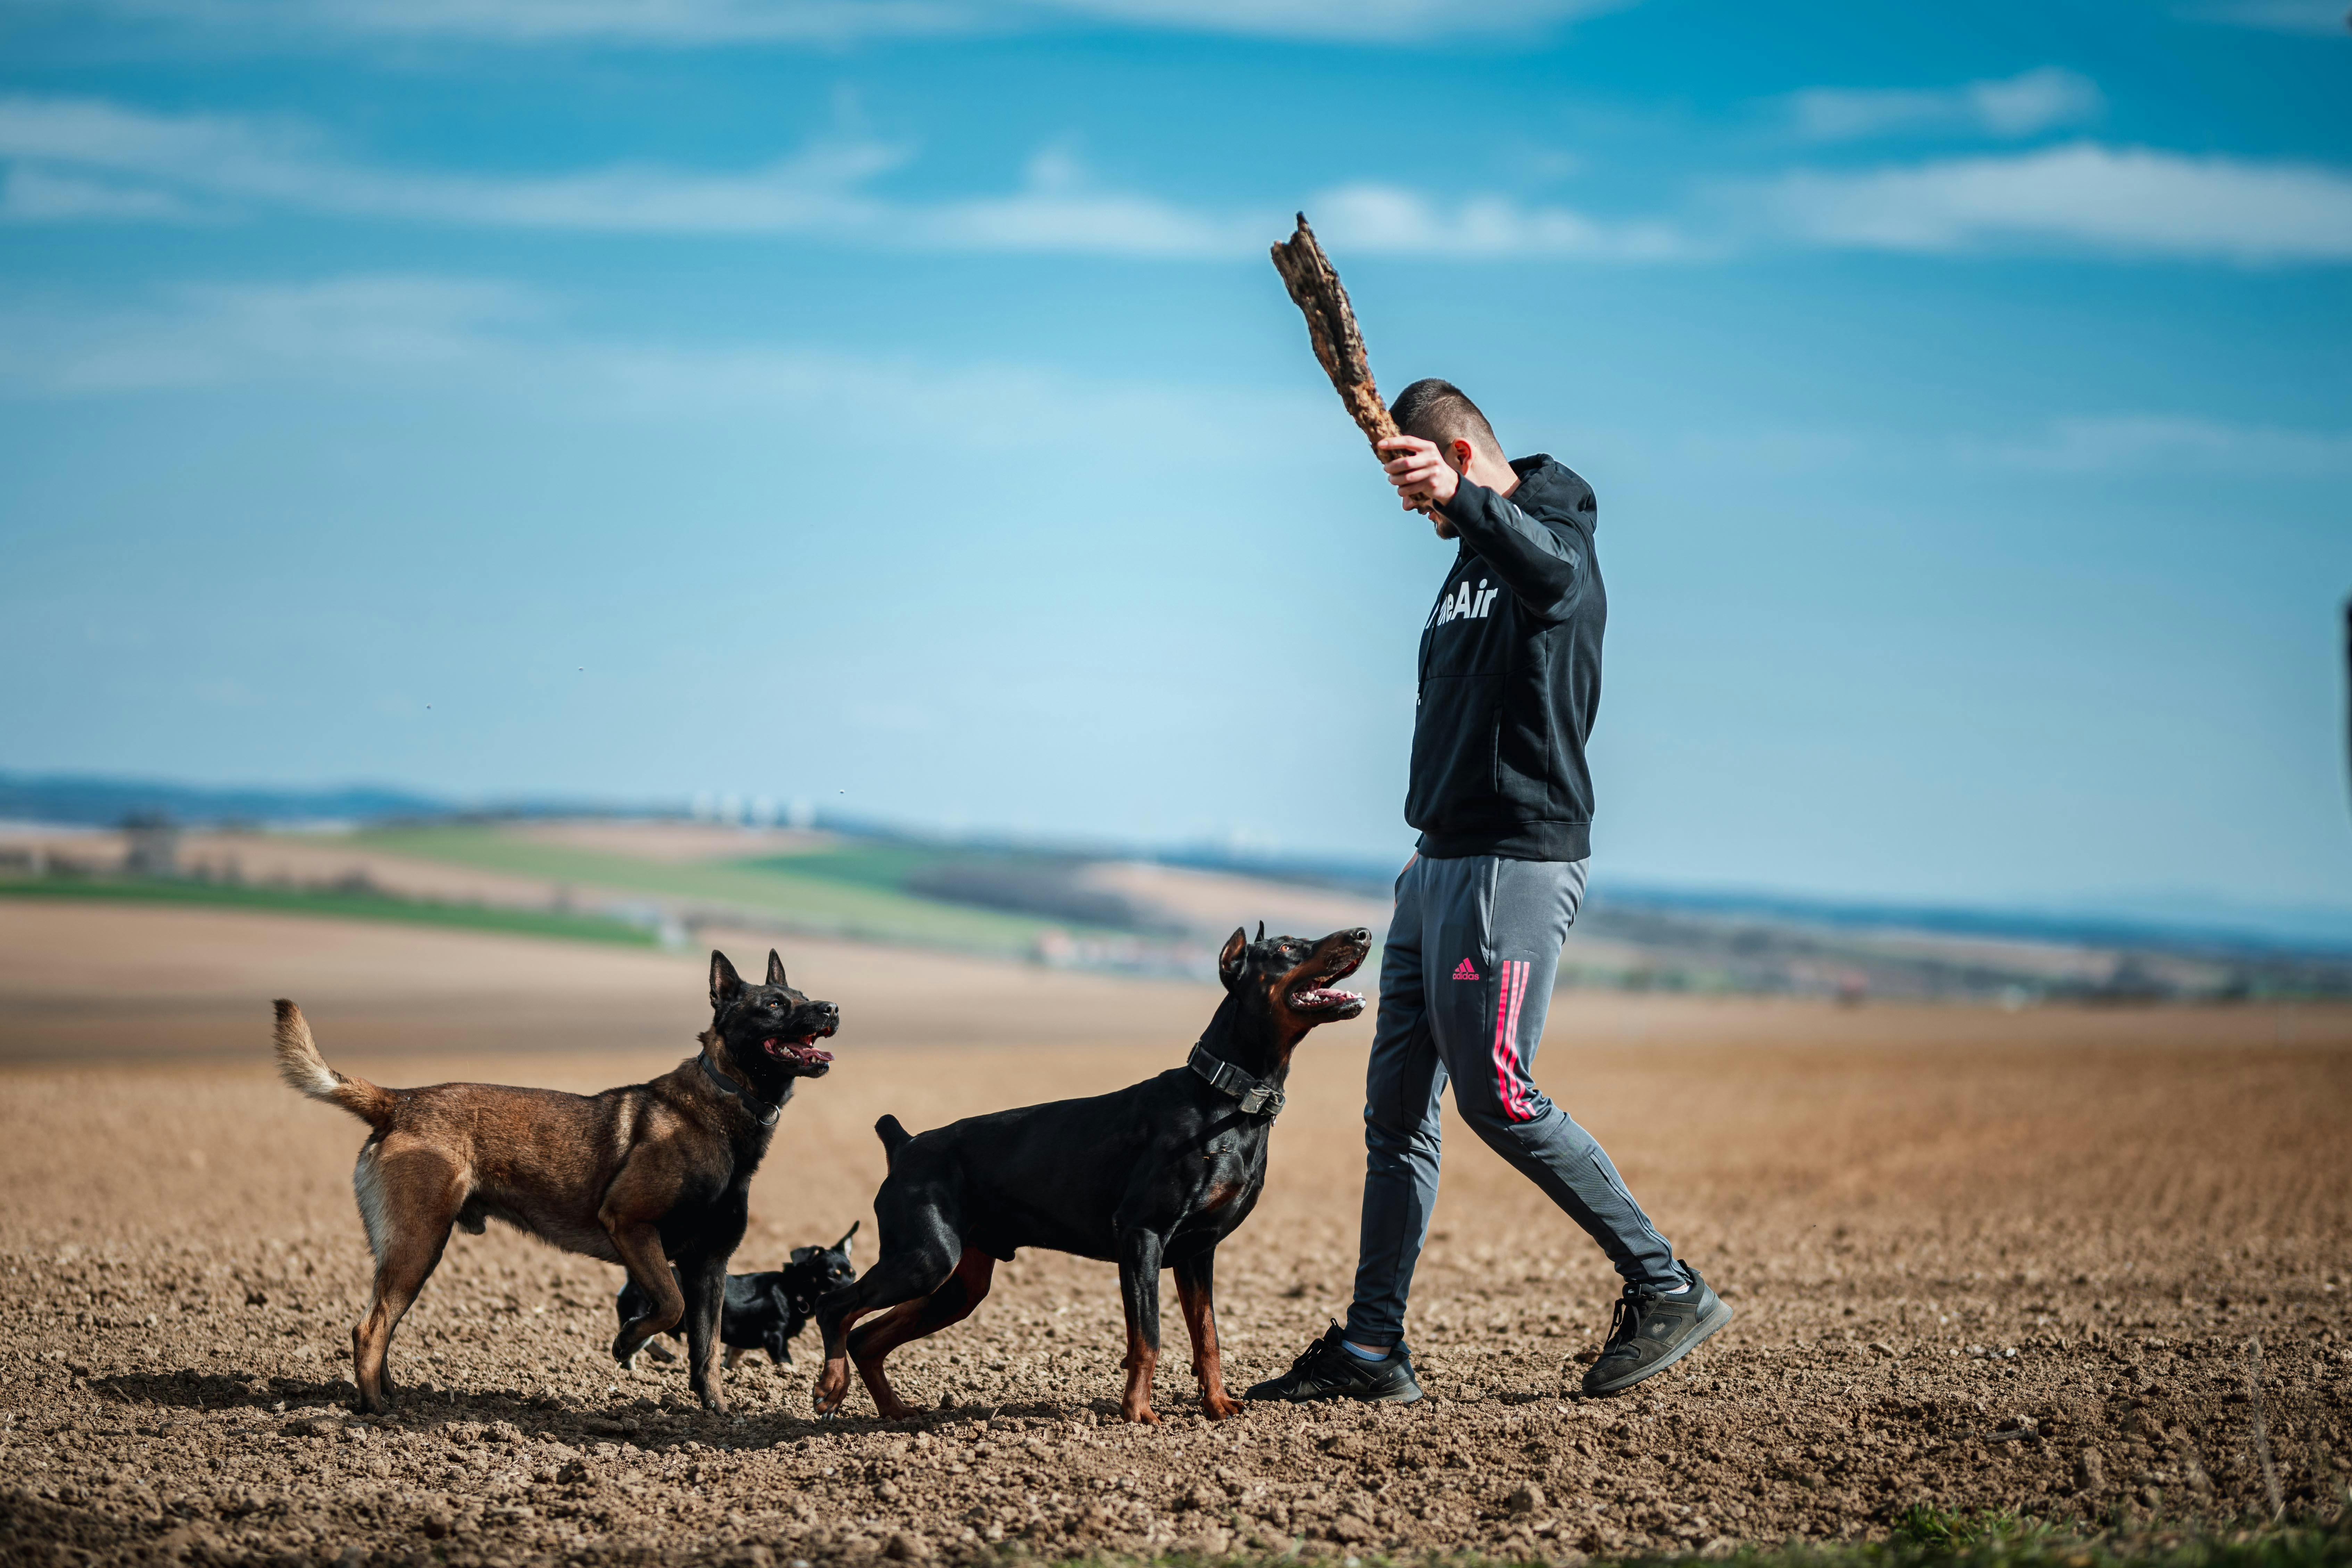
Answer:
1406 454 1604 863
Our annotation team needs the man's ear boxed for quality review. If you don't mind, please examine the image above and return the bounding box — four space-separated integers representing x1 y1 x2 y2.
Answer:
765 949 788 989
1218 927 1249 991
710 950 743 1010
1450 439 1474 473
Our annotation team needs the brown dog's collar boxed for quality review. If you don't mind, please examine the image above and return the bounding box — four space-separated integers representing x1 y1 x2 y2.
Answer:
1189 1040 1284 1119
700 1052 780 1127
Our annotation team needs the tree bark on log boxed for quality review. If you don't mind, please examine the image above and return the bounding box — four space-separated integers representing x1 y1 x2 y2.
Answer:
1270 212 1407 463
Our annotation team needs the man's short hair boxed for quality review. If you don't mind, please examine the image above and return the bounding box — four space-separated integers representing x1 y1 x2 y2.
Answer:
1390 379 1504 460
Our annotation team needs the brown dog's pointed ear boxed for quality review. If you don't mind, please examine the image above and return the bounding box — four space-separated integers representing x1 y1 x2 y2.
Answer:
766 949 788 988
1218 927 1249 991
710 950 743 1010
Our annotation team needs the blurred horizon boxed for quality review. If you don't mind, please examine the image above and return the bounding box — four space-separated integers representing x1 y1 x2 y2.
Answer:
3 0 2349 923
8 766 2352 954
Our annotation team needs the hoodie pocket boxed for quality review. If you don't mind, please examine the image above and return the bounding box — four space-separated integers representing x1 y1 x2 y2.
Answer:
1406 673 1504 832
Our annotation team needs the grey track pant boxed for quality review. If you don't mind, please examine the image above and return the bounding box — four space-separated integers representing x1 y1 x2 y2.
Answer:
1344 853 1679 1348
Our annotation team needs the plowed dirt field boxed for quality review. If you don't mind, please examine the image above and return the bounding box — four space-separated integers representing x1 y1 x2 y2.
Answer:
2 905 2348 1567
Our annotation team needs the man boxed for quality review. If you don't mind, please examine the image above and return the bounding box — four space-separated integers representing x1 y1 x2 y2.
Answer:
1245 379 1729 1404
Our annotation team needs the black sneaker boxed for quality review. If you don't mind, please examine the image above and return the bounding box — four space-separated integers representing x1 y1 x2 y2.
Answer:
1245 1321 1424 1405
1582 1263 1733 1396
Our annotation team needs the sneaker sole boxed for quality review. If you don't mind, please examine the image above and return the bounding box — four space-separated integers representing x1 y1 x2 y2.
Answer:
1581 1299 1734 1397
1244 1380 1424 1406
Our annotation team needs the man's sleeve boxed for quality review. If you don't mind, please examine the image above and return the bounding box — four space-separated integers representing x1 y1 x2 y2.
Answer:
1436 479 1589 621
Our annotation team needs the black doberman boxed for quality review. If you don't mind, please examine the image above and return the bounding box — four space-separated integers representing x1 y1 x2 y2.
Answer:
617 1221 860 1370
812 923 1370 1424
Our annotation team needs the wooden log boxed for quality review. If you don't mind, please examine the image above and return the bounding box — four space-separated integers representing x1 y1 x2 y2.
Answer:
1271 213 1430 512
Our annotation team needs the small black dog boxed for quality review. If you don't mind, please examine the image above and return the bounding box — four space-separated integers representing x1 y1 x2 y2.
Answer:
813 924 1369 1424
618 1223 859 1370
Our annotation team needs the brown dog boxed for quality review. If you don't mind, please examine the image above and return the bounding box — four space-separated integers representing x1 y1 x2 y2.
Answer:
274 948 839 1413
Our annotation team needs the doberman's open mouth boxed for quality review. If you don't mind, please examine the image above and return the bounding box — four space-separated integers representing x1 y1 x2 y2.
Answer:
1290 949 1367 1012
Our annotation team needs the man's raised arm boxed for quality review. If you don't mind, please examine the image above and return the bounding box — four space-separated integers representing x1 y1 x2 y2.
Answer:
1378 433 1589 621
1436 480 1589 622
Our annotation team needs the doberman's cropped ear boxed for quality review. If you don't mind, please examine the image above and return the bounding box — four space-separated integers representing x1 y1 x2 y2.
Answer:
765 949 788 988
835 1219 860 1253
1218 927 1249 991
1256 920 1266 943
710 950 744 1010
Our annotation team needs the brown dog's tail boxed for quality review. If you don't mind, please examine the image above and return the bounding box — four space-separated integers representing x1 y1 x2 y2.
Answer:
273 1000 396 1129
875 1114 912 1160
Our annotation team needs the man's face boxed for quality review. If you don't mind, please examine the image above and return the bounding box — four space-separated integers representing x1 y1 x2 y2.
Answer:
1427 439 1472 538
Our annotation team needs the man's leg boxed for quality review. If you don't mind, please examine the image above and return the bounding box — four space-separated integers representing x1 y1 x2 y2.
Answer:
1421 855 1680 1289
1342 857 1447 1351
1244 859 1435 1404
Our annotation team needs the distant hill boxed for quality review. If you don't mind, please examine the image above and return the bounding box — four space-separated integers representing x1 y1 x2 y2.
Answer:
4 770 2346 963
0 772 456 828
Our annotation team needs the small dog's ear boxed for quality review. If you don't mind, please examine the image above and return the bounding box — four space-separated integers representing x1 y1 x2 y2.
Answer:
789 1246 817 1265
710 950 743 1010
835 1219 860 1254
1218 928 1248 991
766 949 788 988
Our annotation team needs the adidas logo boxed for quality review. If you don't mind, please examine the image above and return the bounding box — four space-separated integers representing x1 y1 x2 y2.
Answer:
1452 959 1480 981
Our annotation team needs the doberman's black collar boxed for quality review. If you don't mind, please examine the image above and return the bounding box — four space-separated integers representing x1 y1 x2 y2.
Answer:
700 1052 780 1127
1189 1040 1285 1119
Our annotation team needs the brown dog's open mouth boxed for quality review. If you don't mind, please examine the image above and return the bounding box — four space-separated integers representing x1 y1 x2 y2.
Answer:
761 1025 836 1067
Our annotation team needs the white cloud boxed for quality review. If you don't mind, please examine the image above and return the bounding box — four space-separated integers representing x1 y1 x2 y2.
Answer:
2177 1 2350 35
8 0 1633 45
14 96 2351 271
1032 0 1627 43
1784 68 2104 143
0 274 1344 481
0 276 545 392
0 95 904 233
1310 181 1698 259
0 165 210 223
1764 141 2352 262
0 94 1691 261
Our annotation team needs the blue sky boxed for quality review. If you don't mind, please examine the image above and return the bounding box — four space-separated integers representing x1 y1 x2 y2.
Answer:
2 0 2349 925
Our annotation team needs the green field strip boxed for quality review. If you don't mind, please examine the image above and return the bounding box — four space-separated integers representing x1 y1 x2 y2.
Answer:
345 826 1112 955
0 876 661 948
735 843 953 893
